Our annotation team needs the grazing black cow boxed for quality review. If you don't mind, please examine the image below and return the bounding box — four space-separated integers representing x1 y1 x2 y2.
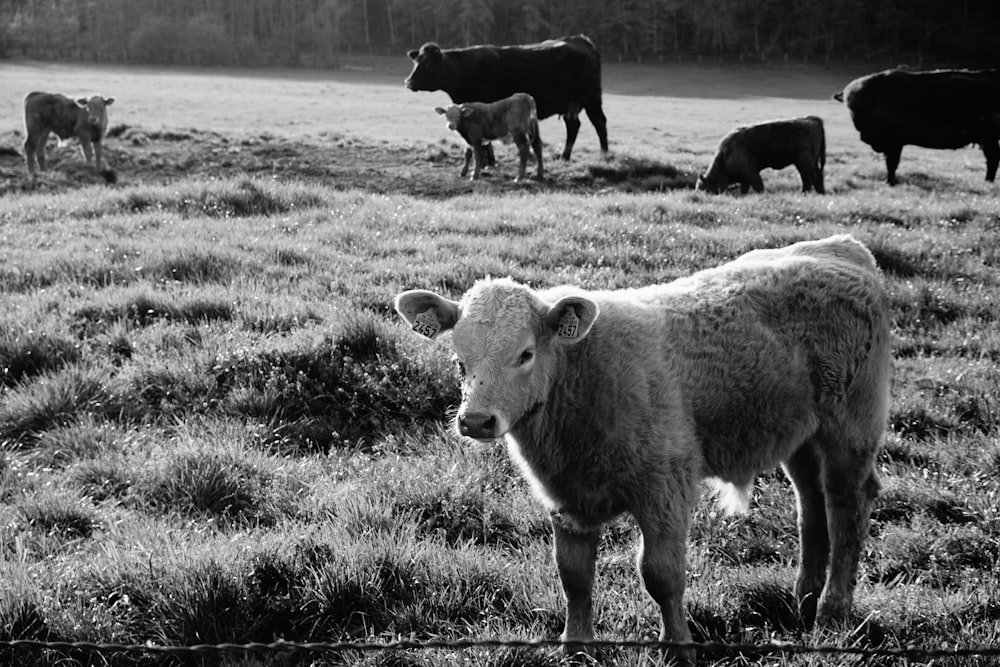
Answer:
696 116 826 194
436 92 543 182
406 35 608 160
834 68 1000 185
23 91 114 177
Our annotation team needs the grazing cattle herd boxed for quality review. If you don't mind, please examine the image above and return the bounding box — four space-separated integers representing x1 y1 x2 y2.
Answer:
18 37 1000 191
12 33 999 656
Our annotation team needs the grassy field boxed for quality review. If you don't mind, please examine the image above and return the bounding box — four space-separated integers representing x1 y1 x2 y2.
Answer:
1 59 999 667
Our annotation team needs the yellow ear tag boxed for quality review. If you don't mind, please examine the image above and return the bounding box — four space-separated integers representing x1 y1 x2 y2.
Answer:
557 308 579 338
411 309 441 338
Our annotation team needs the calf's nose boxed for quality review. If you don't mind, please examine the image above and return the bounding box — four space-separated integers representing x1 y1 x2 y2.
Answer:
458 411 499 439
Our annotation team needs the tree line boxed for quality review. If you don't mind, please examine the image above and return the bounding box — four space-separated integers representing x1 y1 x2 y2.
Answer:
1 0 997 68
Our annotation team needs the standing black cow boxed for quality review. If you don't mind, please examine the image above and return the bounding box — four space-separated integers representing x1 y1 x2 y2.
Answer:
834 68 1000 185
406 35 609 161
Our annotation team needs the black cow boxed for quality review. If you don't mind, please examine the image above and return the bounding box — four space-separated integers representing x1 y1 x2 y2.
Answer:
696 116 826 194
435 92 543 182
406 35 608 160
834 68 1000 185
23 91 114 177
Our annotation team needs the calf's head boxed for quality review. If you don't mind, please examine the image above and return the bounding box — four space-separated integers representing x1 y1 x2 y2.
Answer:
395 278 599 440
434 104 467 131
76 95 114 127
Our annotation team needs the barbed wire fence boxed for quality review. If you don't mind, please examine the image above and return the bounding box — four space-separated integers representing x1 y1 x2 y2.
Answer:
4 636 1000 664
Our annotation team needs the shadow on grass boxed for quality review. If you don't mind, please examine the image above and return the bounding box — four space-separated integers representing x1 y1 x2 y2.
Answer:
585 155 698 191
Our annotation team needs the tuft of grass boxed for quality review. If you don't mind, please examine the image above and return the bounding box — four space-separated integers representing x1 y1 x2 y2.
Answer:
0 366 116 446
116 179 324 218
220 311 457 450
15 490 99 540
72 290 235 337
0 324 81 388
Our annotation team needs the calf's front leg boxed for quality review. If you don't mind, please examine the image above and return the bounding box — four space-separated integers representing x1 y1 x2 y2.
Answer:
93 140 104 171
79 135 95 165
551 516 600 646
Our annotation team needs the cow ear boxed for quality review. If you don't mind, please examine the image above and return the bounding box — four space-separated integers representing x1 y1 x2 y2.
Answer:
395 289 460 340
544 296 599 345
461 106 474 117
407 48 419 61
76 98 88 107
434 107 446 115
104 98 115 106
425 43 442 59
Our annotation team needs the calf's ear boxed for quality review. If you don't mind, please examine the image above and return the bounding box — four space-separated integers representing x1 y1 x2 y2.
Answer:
407 49 419 60
544 296 599 345
76 98 88 107
394 290 460 340
104 98 115 106
434 107 446 115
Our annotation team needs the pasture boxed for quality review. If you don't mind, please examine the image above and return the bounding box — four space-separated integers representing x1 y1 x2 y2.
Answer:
1 57 999 667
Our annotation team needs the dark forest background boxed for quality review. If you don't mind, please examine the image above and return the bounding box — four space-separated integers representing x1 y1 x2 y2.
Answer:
1 0 998 68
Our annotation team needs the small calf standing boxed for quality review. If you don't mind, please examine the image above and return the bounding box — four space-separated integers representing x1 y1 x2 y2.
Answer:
697 116 826 194
23 91 115 177
396 235 890 662
435 92 543 182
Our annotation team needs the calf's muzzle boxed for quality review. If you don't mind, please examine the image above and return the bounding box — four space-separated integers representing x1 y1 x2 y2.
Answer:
458 411 500 439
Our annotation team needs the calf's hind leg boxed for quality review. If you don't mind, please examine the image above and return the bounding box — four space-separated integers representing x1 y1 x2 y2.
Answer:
512 131 530 182
633 475 697 664
815 428 881 626
782 441 830 627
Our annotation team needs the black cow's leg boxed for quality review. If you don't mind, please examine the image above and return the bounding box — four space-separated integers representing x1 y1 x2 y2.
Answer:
562 111 582 160
883 145 902 186
795 163 812 192
584 102 609 155
749 172 765 193
982 138 999 182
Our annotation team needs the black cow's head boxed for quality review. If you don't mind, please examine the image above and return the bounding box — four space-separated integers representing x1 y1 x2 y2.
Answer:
695 172 727 194
404 43 445 92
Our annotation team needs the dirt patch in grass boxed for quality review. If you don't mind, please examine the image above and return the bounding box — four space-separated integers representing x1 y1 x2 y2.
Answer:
0 125 696 199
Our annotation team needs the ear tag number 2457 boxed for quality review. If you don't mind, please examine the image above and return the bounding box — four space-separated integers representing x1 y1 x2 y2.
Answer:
412 309 441 338
557 308 579 338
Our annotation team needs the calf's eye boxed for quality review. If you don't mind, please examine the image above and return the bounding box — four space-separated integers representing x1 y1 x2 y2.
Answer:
518 349 534 366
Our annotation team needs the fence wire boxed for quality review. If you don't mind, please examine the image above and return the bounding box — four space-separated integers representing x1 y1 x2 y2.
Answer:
3 637 1000 662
